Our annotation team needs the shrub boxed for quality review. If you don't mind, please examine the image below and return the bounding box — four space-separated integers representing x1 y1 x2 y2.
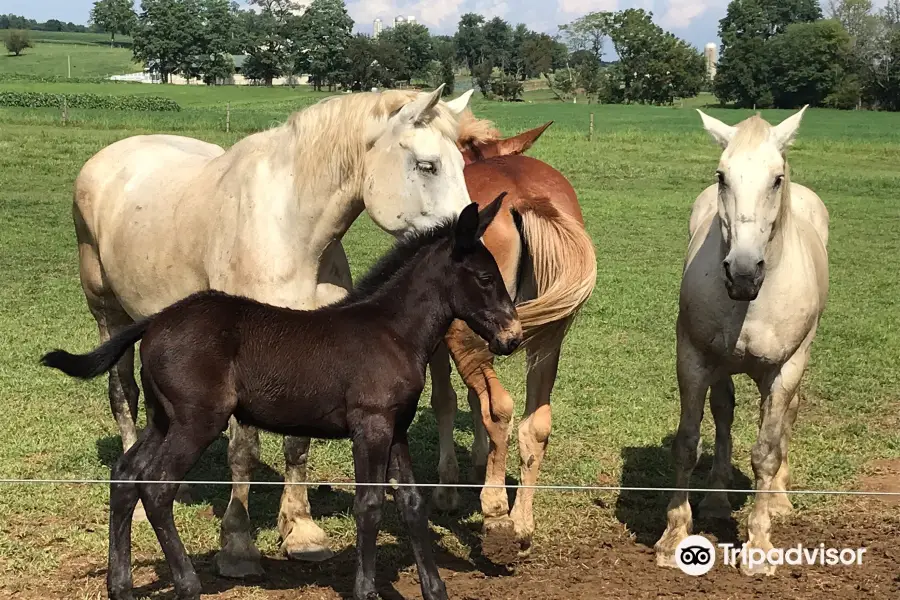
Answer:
3 30 33 56
491 74 524 101
0 92 181 112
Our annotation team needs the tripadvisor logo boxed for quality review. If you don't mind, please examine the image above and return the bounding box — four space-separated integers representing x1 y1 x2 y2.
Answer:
674 536 867 576
675 535 716 576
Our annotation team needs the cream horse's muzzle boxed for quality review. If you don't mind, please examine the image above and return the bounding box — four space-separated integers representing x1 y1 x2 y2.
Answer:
724 255 766 301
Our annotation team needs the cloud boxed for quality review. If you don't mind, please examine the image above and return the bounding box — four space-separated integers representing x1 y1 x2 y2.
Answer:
658 0 719 30
557 0 618 14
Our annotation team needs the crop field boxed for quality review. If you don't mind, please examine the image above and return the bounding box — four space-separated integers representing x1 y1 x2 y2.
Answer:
0 78 898 599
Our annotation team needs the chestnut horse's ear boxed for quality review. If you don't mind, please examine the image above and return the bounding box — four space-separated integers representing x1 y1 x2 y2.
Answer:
454 202 481 254
496 121 553 156
476 192 506 238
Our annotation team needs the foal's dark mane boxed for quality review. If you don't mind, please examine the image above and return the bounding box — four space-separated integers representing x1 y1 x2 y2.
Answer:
337 217 458 305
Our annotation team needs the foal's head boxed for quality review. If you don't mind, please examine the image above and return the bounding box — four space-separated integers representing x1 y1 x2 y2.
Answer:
448 195 523 355
697 106 808 301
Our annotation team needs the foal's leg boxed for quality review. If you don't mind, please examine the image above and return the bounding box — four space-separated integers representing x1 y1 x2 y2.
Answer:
655 329 713 567
107 427 163 600
351 420 392 600
430 342 461 512
743 348 809 576
466 388 490 479
389 434 449 600
699 376 736 519
215 418 264 578
509 340 561 555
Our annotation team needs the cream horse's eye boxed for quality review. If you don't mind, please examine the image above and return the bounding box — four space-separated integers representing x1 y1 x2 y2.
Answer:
416 161 437 175
773 174 784 189
716 170 726 186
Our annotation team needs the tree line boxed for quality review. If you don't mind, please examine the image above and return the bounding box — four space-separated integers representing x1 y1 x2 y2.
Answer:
715 0 900 110
0 14 93 34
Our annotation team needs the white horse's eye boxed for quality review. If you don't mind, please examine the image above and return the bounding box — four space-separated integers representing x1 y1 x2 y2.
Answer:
716 170 726 186
416 161 437 174
773 174 784 188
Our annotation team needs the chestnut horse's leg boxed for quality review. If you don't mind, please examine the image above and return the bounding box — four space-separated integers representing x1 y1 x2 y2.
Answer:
351 418 392 600
389 434 449 600
509 337 563 554
429 342 460 512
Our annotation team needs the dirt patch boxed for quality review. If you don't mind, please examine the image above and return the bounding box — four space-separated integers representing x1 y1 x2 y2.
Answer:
4 501 899 600
857 458 900 507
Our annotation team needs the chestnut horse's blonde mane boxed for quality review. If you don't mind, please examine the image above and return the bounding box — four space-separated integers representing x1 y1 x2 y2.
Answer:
456 108 502 148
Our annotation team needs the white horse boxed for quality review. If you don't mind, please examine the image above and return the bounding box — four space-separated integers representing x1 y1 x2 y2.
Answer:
655 107 829 575
71 85 474 577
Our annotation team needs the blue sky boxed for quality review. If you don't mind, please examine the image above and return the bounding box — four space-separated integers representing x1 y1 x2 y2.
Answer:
6 0 735 52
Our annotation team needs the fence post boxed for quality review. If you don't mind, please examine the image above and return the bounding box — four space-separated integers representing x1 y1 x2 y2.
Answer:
226 103 231 133
67 54 71 79
61 97 68 126
589 113 594 142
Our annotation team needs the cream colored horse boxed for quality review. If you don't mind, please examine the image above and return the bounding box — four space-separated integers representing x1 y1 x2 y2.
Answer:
655 107 829 576
72 85 474 578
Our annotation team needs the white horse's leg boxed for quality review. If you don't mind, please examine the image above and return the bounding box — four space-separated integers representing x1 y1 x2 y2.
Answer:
509 340 560 556
769 392 800 517
279 240 354 562
699 376 735 519
430 342 461 512
216 418 264 578
743 348 808 576
655 325 713 568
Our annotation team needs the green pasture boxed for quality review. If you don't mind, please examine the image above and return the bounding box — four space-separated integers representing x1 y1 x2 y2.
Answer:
0 40 140 79
0 80 898 595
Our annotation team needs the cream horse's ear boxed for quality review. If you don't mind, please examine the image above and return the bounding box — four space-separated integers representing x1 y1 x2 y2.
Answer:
770 104 808 151
444 89 474 115
697 109 737 149
395 84 445 125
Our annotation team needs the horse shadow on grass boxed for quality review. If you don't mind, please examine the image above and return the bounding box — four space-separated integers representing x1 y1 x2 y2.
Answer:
615 433 753 548
93 404 514 599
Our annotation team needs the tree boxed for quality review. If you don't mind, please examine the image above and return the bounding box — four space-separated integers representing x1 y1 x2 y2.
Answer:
90 0 138 47
884 0 900 26
3 29 32 56
455 13 485 73
432 35 456 95
196 0 238 84
715 0 771 107
482 17 513 73
607 9 705 105
294 0 353 90
759 0 822 36
378 22 433 83
132 0 203 83
521 33 556 77
559 11 612 61
768 20 851 107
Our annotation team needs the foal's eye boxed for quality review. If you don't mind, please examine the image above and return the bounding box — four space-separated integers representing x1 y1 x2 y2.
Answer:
716 170 726 186
476 274 493 285
416 160 437 175
773 175 784 188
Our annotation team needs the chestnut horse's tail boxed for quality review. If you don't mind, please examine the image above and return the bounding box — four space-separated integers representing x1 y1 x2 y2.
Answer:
513 198 596 356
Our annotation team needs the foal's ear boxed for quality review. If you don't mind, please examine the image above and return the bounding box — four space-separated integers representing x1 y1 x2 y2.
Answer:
771 104 808 152
697 109 736 149
453 202 481 255
476 192 506 238
496 122 553 157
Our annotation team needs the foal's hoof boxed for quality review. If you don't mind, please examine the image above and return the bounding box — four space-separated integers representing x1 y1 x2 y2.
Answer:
481 516 519 565
432 487 460 513
282 520 334 562
215 550 265 579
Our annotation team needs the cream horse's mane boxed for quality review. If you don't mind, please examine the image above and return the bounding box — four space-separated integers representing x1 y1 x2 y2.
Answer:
248 90 467 187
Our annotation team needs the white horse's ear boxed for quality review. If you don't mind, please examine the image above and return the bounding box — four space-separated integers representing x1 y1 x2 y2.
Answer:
771 105 808 151
395 85 445 125
697 109 736 149
445 89 474 115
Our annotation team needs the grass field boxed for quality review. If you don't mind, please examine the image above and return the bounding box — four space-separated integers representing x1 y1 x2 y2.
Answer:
0 81 899 598
0 39 140 79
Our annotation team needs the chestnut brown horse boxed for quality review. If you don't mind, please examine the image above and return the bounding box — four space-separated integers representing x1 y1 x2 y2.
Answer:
428 111 597 560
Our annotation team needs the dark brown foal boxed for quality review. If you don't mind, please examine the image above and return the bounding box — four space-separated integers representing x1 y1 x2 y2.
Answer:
42 197 522 600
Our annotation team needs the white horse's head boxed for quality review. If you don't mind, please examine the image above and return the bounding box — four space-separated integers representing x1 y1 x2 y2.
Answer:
363 86 475 236
697 106 808 301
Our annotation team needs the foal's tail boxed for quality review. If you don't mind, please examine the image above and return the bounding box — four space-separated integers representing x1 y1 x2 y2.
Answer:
41 319 150 379
513 197 597 356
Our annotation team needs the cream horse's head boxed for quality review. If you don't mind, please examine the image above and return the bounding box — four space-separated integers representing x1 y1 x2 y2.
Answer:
363 86 475 236
697 106 808 301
